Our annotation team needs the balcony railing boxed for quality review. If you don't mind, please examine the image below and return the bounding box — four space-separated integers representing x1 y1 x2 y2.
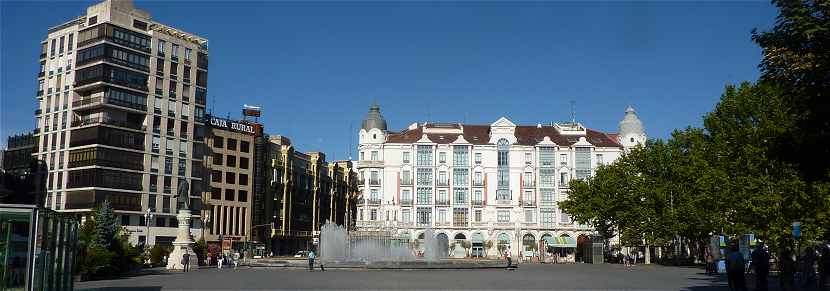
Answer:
37 90 44 97
38 71 45 78
523 181 535 188
472 200 484 206
522 200 536 207
369 179 381 186
454 198 467 205
35 109 42 115
72 116 144 131
473 180 484 187
436 180 449 187
400 179 412 186
400 199 412 206
436 199 449 206
73 96 148 112
366 198 381 205
357 160 385 168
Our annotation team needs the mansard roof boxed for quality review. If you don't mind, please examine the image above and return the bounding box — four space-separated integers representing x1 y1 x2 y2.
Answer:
385 123 623 148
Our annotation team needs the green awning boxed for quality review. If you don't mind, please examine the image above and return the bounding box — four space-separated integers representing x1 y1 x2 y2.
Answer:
544 236 577 248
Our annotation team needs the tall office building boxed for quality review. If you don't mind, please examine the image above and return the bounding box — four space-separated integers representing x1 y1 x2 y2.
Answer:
34 0 210 246
355 104 646 260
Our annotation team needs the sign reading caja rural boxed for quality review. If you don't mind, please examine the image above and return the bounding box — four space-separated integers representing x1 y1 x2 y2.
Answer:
210 117 256 135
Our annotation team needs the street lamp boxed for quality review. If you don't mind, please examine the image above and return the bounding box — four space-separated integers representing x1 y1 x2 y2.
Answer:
145 208 154 248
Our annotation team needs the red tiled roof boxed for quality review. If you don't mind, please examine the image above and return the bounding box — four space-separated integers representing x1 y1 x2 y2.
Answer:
385 123 623 148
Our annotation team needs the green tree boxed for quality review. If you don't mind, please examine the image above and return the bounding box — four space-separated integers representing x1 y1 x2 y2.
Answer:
93 200 118 249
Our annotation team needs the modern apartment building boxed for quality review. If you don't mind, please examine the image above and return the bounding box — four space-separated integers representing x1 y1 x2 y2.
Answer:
34 0 210 246
203 116 262 244
355 104 646 260
267 136 359 255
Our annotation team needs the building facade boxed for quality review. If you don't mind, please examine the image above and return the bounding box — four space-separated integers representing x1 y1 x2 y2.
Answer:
203 116 262 244
267 136 359 255
33 0 210 246
355 105 646 259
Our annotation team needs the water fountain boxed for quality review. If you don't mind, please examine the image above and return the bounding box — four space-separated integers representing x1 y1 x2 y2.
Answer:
315 222 497 269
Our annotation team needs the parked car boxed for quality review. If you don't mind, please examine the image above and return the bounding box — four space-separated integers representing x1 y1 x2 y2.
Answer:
294 251 308 258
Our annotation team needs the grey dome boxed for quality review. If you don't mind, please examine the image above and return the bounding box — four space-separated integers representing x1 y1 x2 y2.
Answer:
361 104 387 131
619 105 644 136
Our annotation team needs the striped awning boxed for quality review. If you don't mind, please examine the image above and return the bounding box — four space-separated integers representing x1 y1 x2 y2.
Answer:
544 236 577 248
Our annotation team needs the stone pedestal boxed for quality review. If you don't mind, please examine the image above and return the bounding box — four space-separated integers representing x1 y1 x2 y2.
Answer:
166 209 194 270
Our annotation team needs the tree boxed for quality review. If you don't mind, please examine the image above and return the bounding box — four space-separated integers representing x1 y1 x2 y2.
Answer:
93 200 118 249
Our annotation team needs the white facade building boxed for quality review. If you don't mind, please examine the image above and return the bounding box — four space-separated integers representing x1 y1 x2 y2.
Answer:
355 104 646 260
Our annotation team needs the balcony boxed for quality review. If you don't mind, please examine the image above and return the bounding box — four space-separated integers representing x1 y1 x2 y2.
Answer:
454 198 467 205
400 178 412 186
522 200 536 207
72 116 144 131
35 109 42 115
357 160 384 168
523 181 535 188
366 198 381 205
472 200 484 206
38 71 45 78
434 222 451 227
400 199 412 206
473 180 484 187
155 88 163 96
496 199 512 205
73 96 148 112
36 90 44 97
368 179 381 186
436 199 449 206
471 222 488 228
436 180 449 187
40 53 47 59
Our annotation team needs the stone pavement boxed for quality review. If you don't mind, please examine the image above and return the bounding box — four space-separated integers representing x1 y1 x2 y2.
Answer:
75 263 756 290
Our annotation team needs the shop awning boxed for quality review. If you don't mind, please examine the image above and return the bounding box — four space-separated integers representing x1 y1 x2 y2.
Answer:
544 236 577 248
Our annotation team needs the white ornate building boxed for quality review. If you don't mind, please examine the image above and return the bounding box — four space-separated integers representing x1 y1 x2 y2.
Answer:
355 104 646 259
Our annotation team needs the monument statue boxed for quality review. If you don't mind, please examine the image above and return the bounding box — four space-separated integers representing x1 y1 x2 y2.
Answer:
166 179 195 270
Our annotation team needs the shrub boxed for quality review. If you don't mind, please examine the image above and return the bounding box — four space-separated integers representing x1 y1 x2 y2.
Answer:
150 244 172 266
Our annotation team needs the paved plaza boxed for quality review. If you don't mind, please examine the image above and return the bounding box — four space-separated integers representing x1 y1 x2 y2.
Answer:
75 263 753 290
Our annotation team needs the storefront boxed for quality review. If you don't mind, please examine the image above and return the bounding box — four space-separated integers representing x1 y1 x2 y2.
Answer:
542 235 577 263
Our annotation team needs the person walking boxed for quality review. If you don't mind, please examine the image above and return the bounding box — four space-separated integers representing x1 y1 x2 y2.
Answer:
308 250 316 272
217 253 223 269
726 243 747 291
780 246 796 291
505 250 513 270
705 248 715 274
751 242 770 291
233 251 240 269
181 252 190 272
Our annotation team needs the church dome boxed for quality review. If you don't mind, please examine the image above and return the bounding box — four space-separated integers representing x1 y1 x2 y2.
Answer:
361 104 387 131
619 105 645 137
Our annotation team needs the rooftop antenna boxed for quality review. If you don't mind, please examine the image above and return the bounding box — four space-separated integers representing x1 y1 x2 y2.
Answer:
570 100 576 124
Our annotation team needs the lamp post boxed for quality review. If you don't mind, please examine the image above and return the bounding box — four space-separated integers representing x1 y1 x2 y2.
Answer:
145 208 154 247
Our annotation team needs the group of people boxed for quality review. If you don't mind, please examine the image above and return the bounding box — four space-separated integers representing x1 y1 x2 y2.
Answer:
208 250 242 269
624 250 642 267
722 241 830 291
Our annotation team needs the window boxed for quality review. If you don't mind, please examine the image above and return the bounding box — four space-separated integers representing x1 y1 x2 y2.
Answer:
453 208 468 226
453 169 469 186
401 189 412 203
133 19 147 30
416 188 431 205
240 157 249 169
497 210 510 223
560 212 572 224
540 169 555 187
241 141 250 153
525 152 532 164
359 152 364 161
170 62 178 78
371 151 378 161
438 189 448 203
560 154 568 166
416 168 432 186
560 172 569 186
178 159 186 176
180 121 188 137
226 155 236 167
157 40 166 55
88 16 97 25
416 207 432 226
210 188 221 199
155 217 165 227
473 190 483 204
213 153 223 165
50 39 56 56
474 152 482 164
227 138 237 151
166 137 174 154
416 145 432 166
401 170 411 185
439 152 446 164
402 151 410 164
168 100 176 116
238 190 248 202
154 97 162 114
211 170 221 183
171 44 179 59
474 172 483 185
402 209 411 223
575 147 591 179
67 33 74 51
541 189 554 203
150 175 158 192
156 58 164 74
541 209 556 225
152 136 160 153
437 209 447 223
525 209 534 222
225 172 235 184
214 136 224 148
453 188 467 204
453 146 469 166
596 154 604 166
163 176 172 193
474 209 482 222
523 172 534 187
438 171 447 185
185 48 192 61
370 171 379 185
225 189 234 201
239 174 248 185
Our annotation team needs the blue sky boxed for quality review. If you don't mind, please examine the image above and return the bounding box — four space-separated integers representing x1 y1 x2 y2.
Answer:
1 1 778 160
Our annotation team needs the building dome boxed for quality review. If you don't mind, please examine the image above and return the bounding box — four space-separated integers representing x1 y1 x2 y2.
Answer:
619 105 644 137
361 104 387 131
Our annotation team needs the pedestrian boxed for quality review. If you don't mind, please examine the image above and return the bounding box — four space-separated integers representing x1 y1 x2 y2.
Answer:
308 250 316 272
181 252 190 272
233 251 240 269
751 241 770 291
726 243 747 291
705 248 715 274
801 246 818 290
505 250 513 270
819 241 830 291
207 252 212 267
217 254 223 269
632 251 638 266
780 246 796 291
